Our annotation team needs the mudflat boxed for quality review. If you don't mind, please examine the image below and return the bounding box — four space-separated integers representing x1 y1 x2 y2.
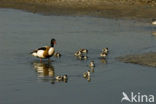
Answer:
0 0 156 19
117 52 156 67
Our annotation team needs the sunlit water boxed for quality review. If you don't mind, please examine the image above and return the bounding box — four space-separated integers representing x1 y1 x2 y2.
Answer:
0 8 156 104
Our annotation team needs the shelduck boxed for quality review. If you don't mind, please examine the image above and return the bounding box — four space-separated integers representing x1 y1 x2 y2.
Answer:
31 38 56 62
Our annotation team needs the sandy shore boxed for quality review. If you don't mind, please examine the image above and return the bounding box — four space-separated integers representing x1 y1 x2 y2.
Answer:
0 0 156 20
117 52 156 67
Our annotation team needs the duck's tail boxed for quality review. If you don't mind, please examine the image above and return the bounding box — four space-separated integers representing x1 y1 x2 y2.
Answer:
30 50 37 57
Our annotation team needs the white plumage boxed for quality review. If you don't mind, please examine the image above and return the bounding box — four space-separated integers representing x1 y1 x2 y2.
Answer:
37 50 45 58
31 38 56 61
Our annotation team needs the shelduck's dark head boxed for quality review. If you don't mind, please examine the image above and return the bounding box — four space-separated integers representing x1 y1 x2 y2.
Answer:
51 38 56 47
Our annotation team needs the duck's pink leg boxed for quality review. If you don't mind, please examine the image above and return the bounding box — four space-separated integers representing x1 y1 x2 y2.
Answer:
40 58 42 62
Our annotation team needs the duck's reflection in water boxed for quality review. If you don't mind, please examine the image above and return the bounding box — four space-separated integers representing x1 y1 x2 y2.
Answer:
32 62 68 84
33 62 55 78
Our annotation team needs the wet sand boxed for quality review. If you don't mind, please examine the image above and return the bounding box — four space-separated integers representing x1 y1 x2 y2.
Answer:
1 0 156 20
117 52 156 67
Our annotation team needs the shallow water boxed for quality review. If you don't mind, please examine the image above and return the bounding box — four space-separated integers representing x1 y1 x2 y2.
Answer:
0 9 156 104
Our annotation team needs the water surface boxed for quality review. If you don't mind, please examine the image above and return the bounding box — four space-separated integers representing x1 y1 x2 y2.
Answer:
0 9 156 104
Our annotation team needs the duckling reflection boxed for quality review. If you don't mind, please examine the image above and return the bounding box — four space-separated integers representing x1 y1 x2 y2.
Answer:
33 62 55 78
77 55 88 60
100 58 107 64
83 75 91 82
90 67 95 73
87 76 91 82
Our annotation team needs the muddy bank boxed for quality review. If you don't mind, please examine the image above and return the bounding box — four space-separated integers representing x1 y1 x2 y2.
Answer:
117 52 156 67
1 0 156 19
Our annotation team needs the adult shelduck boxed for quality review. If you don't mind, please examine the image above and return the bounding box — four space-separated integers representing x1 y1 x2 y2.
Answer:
31 38 56 62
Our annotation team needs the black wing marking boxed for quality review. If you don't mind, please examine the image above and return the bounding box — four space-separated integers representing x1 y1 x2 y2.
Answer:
30 46 47 54
37 47 47 50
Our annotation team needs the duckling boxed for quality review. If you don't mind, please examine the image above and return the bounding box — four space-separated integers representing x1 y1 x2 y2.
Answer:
54 52 61 57
63 74 68 80
83 70 90 78
55 76 63 81
102 48 109 54
100 52 107 58
89 61 95 67
83 56 88 60
79 49 88 54
74 51 82 56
